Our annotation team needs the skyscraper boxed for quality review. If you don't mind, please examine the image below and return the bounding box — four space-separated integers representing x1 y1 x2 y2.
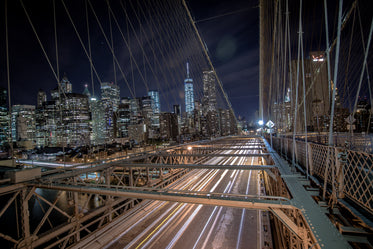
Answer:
60 93 90 147
11 105 36 145
148 90 160 114
290 51 330 131
37 90 47 108
202 70 217 113
148 91 160 132
60 74 73 94
90 98 105 145
184 62 195 114
35 100 58 147
0 87 8 145
117 98 131 138
101 82 120 142
101 82 120 112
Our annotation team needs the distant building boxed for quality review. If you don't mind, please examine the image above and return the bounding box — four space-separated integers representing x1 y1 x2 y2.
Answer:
82 84 91 100
37 90 47 108
128 123 147 144
50 74 73 101
148 91 161 135
60 93 90 147
355 97 370 132
35 100 58 147
11 105 36 147
141 96 153 127
0 87 8 146
60 73 73 94
202 70 217 113
290 51 330 132
117 99 131 138
160 112 178 140
130 98 142 125
148 90 160 114
101 82 120 142
219 109 237 136
184 62 195 114
173 104 181 117
90 98 105 145
101 82 120 112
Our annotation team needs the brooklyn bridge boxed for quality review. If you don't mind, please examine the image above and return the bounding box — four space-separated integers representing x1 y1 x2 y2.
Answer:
0 0 372 248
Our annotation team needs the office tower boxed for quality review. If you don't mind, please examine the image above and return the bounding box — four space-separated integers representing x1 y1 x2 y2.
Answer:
11 105 36 147
202 70 217 113
148 90 160 114
101 82 120 142
0 87 8 145
141 96 153 126
290 51 330 132
51 74 73 101
60 73 73 94
148 91 161 133
117 104 130 138
130 98 141 125
35 100 58 148
219 109 237 136
117 98 131 138
184 62 195 114
60 93 90 147
90 98 105 145
173 104 180 116
160 112 179 140
101 82 120 112
37 90 47 108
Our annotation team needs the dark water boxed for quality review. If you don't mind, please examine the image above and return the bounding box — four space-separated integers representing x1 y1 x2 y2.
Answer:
0 186 103 248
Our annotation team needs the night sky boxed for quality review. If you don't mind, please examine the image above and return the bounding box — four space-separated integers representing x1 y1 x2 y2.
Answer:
1 0 371 122
0 0 259 121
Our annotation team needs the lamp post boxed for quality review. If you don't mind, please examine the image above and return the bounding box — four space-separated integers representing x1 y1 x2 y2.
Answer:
258 120 264 137
266 120 275 148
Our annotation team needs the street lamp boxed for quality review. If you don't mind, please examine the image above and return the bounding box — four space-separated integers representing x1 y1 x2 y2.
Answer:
266 120 275 148
258 120 264 136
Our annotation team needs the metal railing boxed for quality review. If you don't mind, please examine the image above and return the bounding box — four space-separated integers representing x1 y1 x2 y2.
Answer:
271 135 373 215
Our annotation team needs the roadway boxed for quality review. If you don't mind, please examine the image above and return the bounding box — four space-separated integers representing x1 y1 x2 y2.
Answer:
87 139 273 249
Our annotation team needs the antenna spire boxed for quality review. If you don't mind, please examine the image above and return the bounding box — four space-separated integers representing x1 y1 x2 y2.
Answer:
186 62 190 78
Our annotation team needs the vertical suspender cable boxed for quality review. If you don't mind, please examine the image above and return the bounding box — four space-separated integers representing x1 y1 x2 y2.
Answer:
292 0 303 170
259 0 264 123
323 0 332 124
108 4 117 86
300 20 309 179
5 0 14 165
352 18 373 120
54 0 65 155
53 0 60 82
85 0 94 97
328 0 343 146
286 0 293 132
285 0 293 159
323 0 343 200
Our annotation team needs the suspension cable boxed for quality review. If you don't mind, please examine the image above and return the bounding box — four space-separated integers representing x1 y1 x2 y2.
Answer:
5 0 14 164
85 0 94 97
181 0 238 126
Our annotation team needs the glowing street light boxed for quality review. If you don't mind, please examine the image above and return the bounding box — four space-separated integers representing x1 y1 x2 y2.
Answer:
258 120 264 126
187 146 192 151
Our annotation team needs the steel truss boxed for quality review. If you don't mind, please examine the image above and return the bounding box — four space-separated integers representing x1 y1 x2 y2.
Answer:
0 136 354 248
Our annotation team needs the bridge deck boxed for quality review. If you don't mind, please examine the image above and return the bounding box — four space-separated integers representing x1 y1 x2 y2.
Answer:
265 139 351 249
